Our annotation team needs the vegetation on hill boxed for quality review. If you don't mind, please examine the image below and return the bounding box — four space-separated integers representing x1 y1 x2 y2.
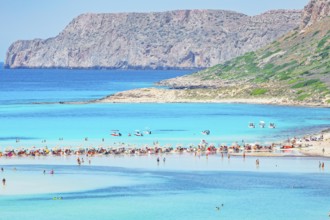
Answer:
189 17 330 104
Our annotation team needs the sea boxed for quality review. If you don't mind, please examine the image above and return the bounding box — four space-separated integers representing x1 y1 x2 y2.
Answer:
0 65 330 148
0 64 329 219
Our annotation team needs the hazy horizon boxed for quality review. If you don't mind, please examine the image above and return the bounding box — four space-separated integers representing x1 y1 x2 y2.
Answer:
0 0 309 62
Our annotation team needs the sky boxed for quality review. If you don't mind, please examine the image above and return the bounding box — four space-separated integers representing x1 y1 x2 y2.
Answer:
0 0 309 62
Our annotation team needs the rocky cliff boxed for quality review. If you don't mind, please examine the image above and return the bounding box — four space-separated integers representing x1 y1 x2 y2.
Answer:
5 9 301 69
158 0 330 105
301 0 330 28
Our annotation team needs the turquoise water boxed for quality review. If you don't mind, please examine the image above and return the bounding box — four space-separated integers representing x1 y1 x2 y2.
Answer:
1 66 330 219
0 66 329 147
0 103 330 147
0 162 329 220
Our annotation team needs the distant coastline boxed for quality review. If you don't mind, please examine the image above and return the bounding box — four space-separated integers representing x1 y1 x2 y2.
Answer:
3 64 203 71
56 87 328 108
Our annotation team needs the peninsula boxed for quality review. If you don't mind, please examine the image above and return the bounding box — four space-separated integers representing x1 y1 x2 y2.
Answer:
93 0 330 107
6 10 300 69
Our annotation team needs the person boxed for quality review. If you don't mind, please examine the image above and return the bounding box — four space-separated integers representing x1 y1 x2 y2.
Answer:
2 178 6 186
319 161 321 168
50 169 54 175
89 160 91 165
77 157 81 166
163 157 166 163
322 162 325 169
322 148 325 154
157 157 160 163
43 170 46 175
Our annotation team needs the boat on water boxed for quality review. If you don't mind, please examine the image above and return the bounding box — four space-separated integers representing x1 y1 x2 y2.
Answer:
201 130 210 135
259 121 265 128
248 122 255 128
269 123 276 129
111 130 122 136
134 130 143 136
144 130 152 135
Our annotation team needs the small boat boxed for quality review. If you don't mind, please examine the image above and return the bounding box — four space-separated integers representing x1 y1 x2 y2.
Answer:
248 122 255 128
144 130 152 135
259 121 265 128
202 130 210 135
111 130 122 136
269 123 276 129
134 130 143 136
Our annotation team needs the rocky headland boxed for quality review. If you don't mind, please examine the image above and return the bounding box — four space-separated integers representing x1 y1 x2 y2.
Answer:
84 0 330 107
6 9 301 69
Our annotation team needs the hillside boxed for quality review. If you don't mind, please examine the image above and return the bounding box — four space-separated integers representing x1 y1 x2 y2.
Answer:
158 1 330 106
5 9 300 69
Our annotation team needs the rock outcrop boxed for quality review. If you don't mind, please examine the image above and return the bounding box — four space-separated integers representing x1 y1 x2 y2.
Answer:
301 0 330 29
6 9 301 69
157 0 330 105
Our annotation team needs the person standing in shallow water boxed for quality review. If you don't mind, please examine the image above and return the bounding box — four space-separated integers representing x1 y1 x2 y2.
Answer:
256 159 260 167
2 178 6 186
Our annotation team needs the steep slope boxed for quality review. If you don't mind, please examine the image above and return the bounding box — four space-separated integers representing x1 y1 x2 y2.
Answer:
5 9 301 69
159 1 330 105
301 0 330 28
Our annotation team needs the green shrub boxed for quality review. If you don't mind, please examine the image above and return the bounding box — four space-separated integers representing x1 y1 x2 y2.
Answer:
313 30 320 36
279 75 291 81
288 79 299 84
320 51 329 59
250 88 267 96
291 79 320 88
263 63 275 70
297 94 310 101
317 35 330 49
296 90 304 95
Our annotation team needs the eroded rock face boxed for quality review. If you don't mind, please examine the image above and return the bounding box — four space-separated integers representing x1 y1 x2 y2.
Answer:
301 0 330 29
6 9 301 69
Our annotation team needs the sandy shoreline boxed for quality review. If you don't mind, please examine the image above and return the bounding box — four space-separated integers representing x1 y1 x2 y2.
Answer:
89 87 329 108
33 87 330 108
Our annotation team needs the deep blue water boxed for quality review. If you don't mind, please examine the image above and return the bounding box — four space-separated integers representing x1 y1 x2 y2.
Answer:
0 66 192 104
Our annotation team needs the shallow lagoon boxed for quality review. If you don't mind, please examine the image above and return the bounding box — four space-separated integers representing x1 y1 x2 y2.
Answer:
0 155 329 220
1 67 330 219
0 103 330 147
